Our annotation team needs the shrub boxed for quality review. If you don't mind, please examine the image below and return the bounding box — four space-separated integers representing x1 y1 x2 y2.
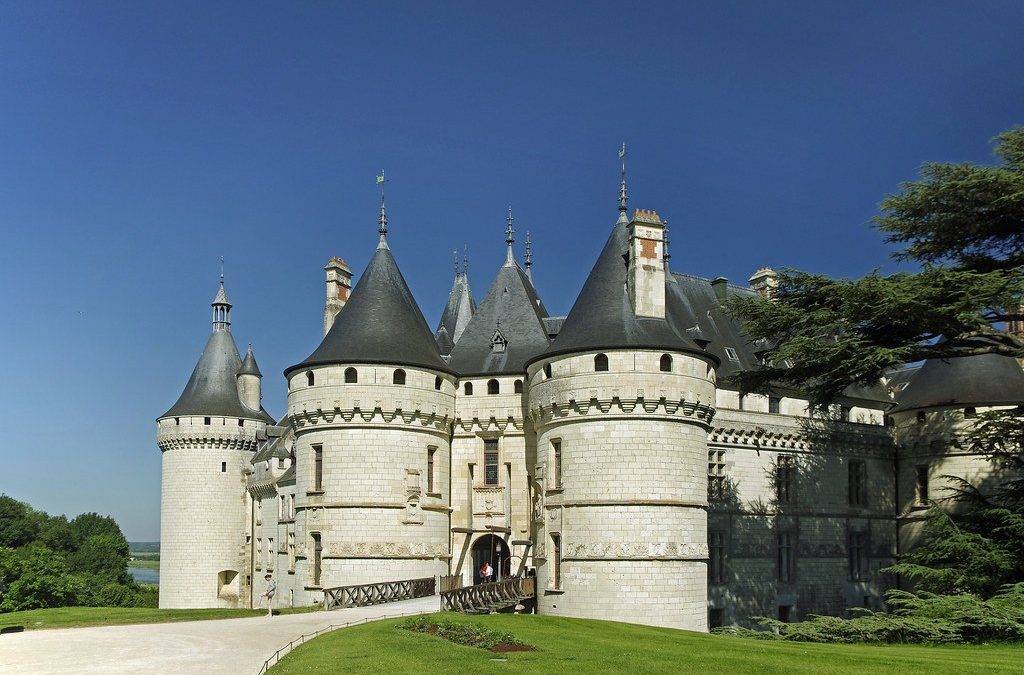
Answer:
397 616 524 649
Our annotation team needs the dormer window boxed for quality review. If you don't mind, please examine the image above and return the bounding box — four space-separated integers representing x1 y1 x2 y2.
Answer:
490 328 508 354
724 347 739 361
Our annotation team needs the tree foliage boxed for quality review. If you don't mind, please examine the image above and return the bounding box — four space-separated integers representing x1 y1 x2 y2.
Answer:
0 495 143 612
724 126 1024 406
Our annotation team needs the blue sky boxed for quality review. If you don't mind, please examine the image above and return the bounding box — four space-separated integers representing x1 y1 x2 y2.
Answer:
1 1 1021 540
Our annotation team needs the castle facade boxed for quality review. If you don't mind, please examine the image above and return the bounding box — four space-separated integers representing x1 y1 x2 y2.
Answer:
156 186 1024 630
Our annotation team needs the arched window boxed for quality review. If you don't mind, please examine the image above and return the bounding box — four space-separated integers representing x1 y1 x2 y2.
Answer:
344 367 358 383
488 379 499 395
964 406 977 418
916 411 926 424
435 376 442 391
514 379 523 394
393 369 406 385
594 354 609 372
543 364 552 379
306 371 314 387
464 382 473 395
660 354 672 372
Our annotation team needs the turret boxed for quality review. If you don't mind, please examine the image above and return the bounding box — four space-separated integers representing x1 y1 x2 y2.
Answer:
157 272 271 609
283 193 455 599
237 344 263 411
627 208 666 318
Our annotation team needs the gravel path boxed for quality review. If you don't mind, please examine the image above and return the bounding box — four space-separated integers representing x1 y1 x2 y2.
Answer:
0 596 439 675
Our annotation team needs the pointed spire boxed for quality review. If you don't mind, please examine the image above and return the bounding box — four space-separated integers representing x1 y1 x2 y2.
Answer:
463 245 469 279
617 142 629 225
239 343 263 377
504 207 515 267
524 231 533 282
376 169 388 248
663 222 671 271
453 249 460 279
211 262 231 333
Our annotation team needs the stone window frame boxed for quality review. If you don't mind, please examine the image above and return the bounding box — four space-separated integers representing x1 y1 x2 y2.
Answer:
848 459 867 508
426 445 439 496
848 528 870 582
310 532 323 587
310 444 324 494
550 438 563 490
707 449 727 503
768 395 781 414
776 528 797 585
483 439 500 486
708 529 728 585
775 455 797 505
914 464 930 506
549 533 562 590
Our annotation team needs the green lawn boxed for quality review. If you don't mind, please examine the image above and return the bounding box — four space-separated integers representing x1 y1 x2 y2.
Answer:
270 612 1024 675
128 559 161 571
0 605 320 631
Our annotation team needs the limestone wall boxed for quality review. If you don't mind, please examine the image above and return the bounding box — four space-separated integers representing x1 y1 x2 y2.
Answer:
527 349 716 631
157 415 262 608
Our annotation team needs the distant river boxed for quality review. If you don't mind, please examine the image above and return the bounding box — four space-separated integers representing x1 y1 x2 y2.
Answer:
129 567 159 584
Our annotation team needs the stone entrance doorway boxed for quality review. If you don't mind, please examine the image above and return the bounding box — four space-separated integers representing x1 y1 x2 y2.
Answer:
470 534 511 584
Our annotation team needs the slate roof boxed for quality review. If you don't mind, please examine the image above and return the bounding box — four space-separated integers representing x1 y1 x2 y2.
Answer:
436 271 476 352
160 330 274 422
534 220 707 362
239 345 263 377
287 240 454 376
891 340 1024 412
448 260 551 376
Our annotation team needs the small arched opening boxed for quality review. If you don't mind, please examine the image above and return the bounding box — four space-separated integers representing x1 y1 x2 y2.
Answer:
660 354 672 372
487 379 499 395
344 367 358 384
306 371 314 387
435 376 442 391
543 364 552 379
464 382 474 395
594 353 609 372
514 379 523 394
393 369 406 385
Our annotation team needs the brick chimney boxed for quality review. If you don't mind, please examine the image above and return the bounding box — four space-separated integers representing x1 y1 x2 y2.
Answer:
324 257 352 335
627 208 666 319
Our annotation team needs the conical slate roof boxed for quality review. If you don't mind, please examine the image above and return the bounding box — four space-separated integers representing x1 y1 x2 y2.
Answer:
436 271 476 348
239 344 263 377
287 242 453 375
160 331 273 422
534 219 704 361
891 339 1024 412
449 260 550 375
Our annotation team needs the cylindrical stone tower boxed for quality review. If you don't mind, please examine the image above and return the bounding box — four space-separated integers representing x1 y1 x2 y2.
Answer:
157 277 273 608
526 204 717 630
284 211 456 593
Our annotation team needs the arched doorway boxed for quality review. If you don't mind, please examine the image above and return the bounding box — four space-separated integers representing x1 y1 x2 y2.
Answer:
470 534 511 584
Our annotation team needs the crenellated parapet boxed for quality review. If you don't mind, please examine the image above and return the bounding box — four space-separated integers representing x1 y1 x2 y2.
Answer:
156 416 264 453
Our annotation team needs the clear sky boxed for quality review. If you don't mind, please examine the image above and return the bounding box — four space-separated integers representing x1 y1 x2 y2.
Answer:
1 1 1021 540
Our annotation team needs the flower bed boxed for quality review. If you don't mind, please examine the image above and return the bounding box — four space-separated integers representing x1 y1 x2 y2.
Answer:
396 616 537 652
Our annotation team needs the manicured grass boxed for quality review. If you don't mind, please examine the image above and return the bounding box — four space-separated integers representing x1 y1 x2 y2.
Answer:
0 604 321 631
270 612 1024 674
128 559 161 571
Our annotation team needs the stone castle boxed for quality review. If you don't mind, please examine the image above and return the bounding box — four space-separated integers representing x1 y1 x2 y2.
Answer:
156 179 1024 630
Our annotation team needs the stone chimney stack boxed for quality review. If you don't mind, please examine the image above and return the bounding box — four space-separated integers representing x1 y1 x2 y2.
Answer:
627 208 666 319
324 257 352 335
748 267 779 300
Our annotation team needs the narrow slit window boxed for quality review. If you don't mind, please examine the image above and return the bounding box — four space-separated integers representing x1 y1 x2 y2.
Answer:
313 444 323 492
306 371 314 386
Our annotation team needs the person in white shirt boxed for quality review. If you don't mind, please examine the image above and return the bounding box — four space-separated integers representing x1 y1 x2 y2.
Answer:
260 573 276 617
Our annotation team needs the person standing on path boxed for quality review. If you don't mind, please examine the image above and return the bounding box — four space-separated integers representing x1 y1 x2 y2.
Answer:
261 573 276 617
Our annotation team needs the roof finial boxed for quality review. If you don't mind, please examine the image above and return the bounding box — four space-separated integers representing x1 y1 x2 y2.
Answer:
463 245 469 278
376 170 388 244
453 249 460 278
504 206 515 266
617 142 628 224
219 255 225 283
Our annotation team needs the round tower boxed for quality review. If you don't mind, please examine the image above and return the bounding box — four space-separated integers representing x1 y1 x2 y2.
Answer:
889 343 1024 555
157 275 273 608
525 197 717 630
283 204 455 597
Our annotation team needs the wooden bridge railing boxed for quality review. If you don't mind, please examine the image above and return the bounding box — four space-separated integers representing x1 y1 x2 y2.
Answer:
440 577 535 612
322 576 435 610
439 574 464 593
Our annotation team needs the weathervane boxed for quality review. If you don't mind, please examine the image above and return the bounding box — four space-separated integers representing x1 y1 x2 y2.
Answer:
376 170 387 236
